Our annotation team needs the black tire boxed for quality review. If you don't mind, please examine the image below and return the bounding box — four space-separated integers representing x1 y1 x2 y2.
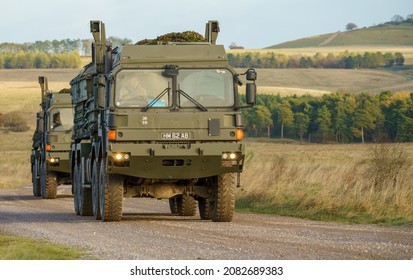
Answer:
92 160 101 220
177 195 197 216
73 161 81 215
169 197 179 215
39 158 47 198
198 197 211 220
44 173 58 199
32 160 41 197
99 158 123 222
209 172 236 222
74 160 93 216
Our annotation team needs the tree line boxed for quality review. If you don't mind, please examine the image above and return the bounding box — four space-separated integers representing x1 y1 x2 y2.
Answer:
228 51 405 69
0 51 81 69
242 91 413 143
0 37 132 69
0 37 132 56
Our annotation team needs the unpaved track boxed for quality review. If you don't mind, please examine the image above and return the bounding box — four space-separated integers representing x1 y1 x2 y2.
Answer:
0 186 412 260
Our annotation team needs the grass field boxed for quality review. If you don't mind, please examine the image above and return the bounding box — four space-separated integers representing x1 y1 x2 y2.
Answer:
229 45 413 95
239 139 413 225
267 23 413 49
0 231 86 260
1 65 412 225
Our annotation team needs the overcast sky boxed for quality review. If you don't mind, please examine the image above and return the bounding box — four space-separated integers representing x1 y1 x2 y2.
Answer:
0 0 411 49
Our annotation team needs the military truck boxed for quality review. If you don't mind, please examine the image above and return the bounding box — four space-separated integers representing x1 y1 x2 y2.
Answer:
70 20 256 222
31 77 73 199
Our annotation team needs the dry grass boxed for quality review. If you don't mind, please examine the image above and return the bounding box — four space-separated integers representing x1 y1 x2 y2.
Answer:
0 69 78 188
239 140 413 225
246 68 413 95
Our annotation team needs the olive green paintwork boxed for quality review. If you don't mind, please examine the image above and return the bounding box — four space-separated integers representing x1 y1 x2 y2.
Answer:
70 21 253 184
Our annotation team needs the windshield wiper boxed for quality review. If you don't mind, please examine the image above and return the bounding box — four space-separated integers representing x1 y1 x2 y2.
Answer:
178 89 208 111
141 87 170 112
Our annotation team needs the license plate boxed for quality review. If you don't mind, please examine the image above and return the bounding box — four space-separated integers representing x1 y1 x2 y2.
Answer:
160 132 192 140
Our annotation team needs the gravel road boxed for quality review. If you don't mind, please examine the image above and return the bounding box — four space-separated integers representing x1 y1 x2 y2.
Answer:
0 186 412 260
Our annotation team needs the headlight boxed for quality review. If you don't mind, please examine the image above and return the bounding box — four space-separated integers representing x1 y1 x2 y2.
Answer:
48 158 59 163
222 152 238 160
113 153 130 161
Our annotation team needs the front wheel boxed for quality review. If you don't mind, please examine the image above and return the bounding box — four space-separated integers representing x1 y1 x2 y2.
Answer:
99 158 123 222
209 172 236 222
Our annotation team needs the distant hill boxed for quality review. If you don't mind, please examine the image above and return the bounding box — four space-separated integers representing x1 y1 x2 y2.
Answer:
267 23 413 49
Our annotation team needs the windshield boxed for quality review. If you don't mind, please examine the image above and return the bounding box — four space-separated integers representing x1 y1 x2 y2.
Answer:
115 70 170 107
50 108 73 131
178 69 234 108
114 68 235 108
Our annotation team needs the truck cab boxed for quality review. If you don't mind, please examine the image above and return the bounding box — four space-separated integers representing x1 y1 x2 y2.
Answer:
70 20 256 221
31 77 73 198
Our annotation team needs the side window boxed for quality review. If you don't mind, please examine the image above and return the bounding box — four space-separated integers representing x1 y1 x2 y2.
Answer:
51 109 73 131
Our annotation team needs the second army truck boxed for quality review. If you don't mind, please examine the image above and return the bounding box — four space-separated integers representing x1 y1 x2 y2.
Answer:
70 20 256 222
31 77 73 198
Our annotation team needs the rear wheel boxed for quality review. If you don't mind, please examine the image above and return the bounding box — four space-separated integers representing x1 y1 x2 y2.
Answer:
73 161 81 215
74 160 93 216
209 172 236 222
32 160 41 197
169 197 179 215
92 160 101 220
44 173 58 199
99 158 123 222
198 197 211 220
177 195 197 216
39 158 47 198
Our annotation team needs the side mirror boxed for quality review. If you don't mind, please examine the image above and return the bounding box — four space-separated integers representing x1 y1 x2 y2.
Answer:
236 68 257 108
162 65 179 77
246 83 256 105
246 69 257 81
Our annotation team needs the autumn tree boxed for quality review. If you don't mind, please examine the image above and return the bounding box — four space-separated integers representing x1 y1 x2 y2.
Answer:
294 112 310 142
316 105 332 143
247 105 273 137
274 101 294 139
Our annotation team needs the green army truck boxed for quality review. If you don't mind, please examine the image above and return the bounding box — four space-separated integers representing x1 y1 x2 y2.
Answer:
70 20 256 222
31 77 73 199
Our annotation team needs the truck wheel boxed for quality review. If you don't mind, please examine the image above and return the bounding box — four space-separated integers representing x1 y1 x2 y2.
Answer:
198 197 211 220
44 173 58 199
169 197 179 215
209 173 236 222
73 162 81 215
99 158 123 222
177 195 197 216
39 159 47 198
32 160 41 197
74 161 93 216
91 160 101 220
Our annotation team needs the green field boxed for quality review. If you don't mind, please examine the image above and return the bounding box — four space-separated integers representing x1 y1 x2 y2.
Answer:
267 23 413 48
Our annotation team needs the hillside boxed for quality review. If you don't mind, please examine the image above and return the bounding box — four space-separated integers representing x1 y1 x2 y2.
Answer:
267 23 413 49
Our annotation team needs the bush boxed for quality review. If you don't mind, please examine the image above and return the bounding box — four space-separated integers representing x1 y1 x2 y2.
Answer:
0 112 30 132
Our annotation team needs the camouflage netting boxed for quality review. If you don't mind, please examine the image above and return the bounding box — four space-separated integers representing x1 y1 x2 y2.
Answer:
136 31 206 45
